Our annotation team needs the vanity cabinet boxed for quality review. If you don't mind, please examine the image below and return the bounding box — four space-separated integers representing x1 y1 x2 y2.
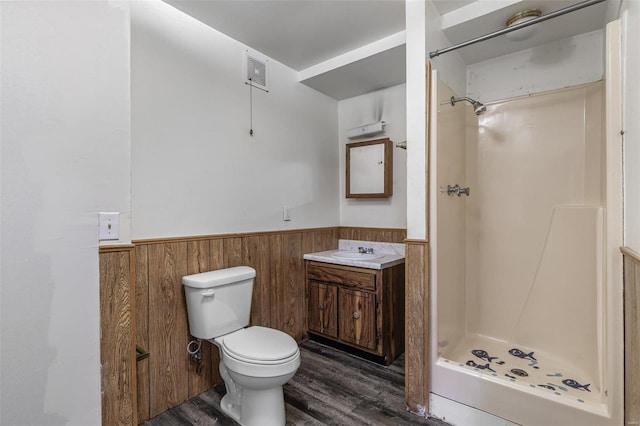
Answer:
339 288 376 350
308 282 338 338
305 260 405 365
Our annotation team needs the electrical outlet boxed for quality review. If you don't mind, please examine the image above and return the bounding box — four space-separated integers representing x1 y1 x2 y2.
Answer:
99 212 120 240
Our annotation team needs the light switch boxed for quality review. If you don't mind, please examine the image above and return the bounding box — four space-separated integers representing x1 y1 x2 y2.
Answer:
283 206 291 222
99 212 120 240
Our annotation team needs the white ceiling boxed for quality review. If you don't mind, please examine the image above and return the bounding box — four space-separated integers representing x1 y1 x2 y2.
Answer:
164 0 406 100
165 0 406 71
162 0 611 100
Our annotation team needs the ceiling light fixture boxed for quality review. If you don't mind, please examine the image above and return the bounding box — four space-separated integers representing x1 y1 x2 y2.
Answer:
504 9 542 42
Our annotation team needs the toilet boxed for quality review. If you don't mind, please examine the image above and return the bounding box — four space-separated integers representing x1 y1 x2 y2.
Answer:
182 266 300 426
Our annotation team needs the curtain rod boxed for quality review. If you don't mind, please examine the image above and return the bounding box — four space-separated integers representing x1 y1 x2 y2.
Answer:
429 0 607 59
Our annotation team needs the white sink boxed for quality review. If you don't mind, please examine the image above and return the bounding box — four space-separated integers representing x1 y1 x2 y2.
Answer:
331 251 384 260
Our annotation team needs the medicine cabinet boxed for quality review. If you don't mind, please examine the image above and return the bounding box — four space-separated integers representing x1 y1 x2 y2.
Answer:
346 138 393 198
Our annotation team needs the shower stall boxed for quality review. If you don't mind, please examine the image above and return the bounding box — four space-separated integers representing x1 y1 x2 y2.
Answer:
428 23 623 426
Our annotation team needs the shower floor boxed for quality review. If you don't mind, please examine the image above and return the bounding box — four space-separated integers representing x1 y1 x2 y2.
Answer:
442 335 602 405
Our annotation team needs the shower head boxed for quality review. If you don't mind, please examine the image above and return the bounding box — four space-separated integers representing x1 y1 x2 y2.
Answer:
450 96 486 115
472 101 486 115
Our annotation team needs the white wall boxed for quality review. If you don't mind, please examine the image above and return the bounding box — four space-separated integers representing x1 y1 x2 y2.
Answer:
405 0 427 240
404 0 466 241
620 1 640 251
339 84 407 228
0 1 131 424
131 1 339 239
467 30 604 103
425 0 467 98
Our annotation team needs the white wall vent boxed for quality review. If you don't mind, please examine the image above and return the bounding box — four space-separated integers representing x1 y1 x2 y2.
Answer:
244 50 268 91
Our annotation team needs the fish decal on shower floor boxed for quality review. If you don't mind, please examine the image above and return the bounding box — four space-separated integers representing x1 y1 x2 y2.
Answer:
509 348 537 361
562 379 591 392
466 360 496 373
510 368 528 377
471 349 504 364
538 384 556 391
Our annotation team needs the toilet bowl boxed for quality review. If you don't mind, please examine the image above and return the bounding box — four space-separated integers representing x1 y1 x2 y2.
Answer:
212 326 300 426
182 267 300 426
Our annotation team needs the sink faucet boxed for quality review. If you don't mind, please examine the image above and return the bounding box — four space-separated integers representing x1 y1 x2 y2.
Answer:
358 247 374 254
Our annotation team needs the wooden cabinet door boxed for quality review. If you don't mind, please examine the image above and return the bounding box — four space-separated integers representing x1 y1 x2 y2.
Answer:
308 282 338 338
339 288 376 350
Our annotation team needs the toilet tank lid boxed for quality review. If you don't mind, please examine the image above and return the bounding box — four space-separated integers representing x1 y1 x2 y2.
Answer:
182 266 256 289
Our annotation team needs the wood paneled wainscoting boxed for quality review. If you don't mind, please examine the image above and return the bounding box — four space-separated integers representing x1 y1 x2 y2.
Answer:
338 226 407 243
100 245 137 426
101 226 406 424
404 239 430 415
622 247 640 426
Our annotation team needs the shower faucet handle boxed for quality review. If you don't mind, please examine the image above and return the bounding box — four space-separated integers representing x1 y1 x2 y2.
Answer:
442 184 470 197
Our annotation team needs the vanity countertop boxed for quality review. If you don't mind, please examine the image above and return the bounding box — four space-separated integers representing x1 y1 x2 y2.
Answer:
303 240 405 270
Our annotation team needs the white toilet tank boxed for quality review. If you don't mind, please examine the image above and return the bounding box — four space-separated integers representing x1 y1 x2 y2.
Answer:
182 266 255 339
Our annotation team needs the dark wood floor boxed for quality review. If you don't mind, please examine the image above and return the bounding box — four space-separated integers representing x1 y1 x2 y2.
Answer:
142 340 448 425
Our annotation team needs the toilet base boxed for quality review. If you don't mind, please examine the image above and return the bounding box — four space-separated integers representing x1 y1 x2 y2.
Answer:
220 393 242 423
220 386 286 426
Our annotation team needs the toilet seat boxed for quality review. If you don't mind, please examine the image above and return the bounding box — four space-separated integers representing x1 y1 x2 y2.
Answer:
223 348 300 366
221 326 298 363
215 326 301 378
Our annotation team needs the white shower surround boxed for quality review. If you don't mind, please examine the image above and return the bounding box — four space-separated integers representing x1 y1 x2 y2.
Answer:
428 21 623 425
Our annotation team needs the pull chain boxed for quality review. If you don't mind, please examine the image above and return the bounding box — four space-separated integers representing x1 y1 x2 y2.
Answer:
245 78 268 136
249 78 254 137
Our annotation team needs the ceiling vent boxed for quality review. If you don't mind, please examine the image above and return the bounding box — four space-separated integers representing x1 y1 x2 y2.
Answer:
244 50 268 91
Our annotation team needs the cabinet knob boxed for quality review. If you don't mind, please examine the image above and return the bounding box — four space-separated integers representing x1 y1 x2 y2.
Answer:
318 303 324 310
353 312 360 319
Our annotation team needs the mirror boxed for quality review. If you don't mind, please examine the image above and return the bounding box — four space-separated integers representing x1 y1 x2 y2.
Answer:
346 138 393 198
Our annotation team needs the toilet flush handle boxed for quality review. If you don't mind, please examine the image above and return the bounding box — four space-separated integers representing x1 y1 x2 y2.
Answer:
201 289 216 297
